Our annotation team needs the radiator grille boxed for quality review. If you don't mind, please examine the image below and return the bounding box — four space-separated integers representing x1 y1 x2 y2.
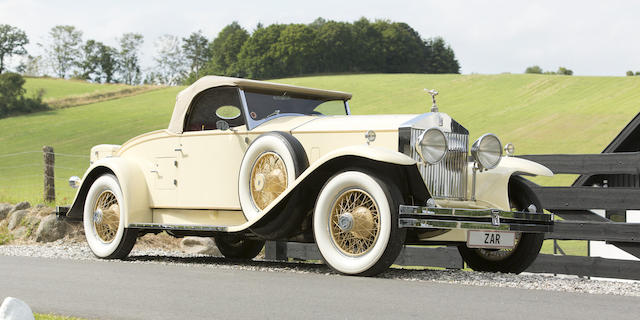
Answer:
410 128 468 200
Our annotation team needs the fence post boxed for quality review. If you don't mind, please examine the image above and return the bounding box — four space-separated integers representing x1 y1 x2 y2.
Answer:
43 146 55 203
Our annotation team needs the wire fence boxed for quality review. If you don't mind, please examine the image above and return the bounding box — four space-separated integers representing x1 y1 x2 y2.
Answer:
0 148 89 205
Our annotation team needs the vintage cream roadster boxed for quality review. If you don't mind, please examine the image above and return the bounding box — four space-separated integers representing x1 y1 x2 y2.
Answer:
64 76 553 276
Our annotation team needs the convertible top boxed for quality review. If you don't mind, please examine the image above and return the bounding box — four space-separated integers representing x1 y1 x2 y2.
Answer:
168 76 352 133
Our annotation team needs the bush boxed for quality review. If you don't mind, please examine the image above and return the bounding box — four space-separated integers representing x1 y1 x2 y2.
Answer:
525 65 542 74
0 72 48 118
557 67 573 75
627 70 634 76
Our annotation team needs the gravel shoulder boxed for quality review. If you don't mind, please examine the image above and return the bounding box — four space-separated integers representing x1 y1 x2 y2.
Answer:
1 242 639 297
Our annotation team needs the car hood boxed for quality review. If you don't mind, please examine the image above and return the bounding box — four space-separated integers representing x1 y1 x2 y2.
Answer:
290 114 419 133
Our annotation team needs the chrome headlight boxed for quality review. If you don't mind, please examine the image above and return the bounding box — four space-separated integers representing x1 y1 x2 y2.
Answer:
68 176 81 189
416 128 448 164
471 133 502 170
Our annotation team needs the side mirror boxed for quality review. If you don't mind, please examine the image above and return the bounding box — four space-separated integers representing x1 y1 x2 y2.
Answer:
216 120 230 131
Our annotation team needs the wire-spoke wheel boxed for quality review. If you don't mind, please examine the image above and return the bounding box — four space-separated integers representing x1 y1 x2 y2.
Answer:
84 174 137 259
458 176 544 273
250 152 288 210
329 189 381 256
314 170 405 276
93 190 120 243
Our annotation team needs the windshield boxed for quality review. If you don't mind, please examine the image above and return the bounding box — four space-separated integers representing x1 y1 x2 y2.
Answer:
243 90 348 125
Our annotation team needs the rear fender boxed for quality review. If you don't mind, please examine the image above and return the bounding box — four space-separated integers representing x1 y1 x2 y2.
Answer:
66 157 151 225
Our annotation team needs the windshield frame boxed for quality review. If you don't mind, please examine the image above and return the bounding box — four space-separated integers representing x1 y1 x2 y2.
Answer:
239 88 351 130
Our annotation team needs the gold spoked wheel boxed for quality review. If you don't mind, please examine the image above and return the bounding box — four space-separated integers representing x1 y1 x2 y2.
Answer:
250 152 288 210
329 189 380 256
93 190 120 243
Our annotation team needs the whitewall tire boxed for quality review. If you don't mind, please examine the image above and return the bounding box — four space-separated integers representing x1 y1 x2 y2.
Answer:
239 132 307 221
313 171 405 276
83 174 137 259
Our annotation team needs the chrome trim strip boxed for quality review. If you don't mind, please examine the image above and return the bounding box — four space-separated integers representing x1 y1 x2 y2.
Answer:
398 205 553 233
399 205 553 222
129 223 228 232
398 218 552 233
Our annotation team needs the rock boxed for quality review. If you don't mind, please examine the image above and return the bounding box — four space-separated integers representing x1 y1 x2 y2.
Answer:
35 215 68 243
0 203 12 220
34 206 55 217
7 210 27 230
11 201 30 213
11 226 27 240
0 297 35 320
180 236 221 256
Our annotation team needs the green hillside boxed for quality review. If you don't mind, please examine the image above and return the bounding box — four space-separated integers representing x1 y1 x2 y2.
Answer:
24 77 131 100
2 73 640 206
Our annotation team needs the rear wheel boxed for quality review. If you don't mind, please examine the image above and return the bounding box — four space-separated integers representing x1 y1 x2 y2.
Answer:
457 176 544 273
313 171 405 276
83 174 138 259
214 235 265 260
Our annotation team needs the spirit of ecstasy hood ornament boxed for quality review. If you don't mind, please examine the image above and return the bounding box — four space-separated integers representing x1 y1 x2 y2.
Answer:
425 89 439 112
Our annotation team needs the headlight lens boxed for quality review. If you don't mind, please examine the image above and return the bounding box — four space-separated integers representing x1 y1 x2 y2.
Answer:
416 128 448 164
471 133 502 169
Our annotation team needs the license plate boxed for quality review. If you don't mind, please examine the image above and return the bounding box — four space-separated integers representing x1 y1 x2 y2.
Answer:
467 230 516 249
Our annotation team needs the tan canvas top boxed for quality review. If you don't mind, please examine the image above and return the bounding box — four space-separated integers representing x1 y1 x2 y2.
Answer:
167 76 352 133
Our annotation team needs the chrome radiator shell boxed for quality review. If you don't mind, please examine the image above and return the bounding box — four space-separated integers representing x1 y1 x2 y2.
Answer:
399 113 469 200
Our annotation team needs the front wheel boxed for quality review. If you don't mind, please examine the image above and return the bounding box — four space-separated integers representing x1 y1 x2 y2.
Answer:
83 174 138 259
313 171 405 276
457 176 544 273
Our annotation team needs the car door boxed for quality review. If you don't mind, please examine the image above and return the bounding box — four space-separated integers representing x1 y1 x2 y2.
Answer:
176 87 248 209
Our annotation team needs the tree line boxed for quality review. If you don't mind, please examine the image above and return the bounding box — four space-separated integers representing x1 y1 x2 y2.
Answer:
204 18 460 80
0 18 460 87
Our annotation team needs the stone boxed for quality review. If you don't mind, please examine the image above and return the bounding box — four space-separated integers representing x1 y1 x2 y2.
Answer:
11 226 27 240
0 297 35 320
180 236 221 256
0 203 12 220
34 206 55 217
35 214 68 243
10 201 30 213
7 210 27 230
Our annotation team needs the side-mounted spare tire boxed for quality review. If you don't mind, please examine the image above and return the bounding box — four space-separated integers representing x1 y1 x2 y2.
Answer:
238 131 309 239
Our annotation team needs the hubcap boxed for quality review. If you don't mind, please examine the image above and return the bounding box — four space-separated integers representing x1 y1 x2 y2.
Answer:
250 152 288 210
93 190 120 243
329 189 380 256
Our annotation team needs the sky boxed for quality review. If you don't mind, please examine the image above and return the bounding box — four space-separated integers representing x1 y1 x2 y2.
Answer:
1 0 639 76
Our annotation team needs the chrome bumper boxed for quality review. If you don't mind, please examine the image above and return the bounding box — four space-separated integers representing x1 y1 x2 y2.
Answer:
399 205 553 233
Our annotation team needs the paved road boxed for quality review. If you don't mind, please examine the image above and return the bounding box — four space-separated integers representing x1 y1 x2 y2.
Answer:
1 255 638 320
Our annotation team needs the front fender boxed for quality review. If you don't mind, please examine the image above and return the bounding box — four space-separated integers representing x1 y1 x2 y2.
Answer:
230 145 419 234
67 157 151 225
473 157 552 210
313 145 416 167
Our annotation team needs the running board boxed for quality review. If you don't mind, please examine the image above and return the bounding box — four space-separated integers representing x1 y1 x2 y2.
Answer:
128 223 228 232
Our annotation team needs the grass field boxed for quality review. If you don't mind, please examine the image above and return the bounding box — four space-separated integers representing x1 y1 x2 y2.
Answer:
2 73 638 256
24 77 131 100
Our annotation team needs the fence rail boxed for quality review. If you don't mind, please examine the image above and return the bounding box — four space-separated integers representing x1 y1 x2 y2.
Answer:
0 147 88 203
